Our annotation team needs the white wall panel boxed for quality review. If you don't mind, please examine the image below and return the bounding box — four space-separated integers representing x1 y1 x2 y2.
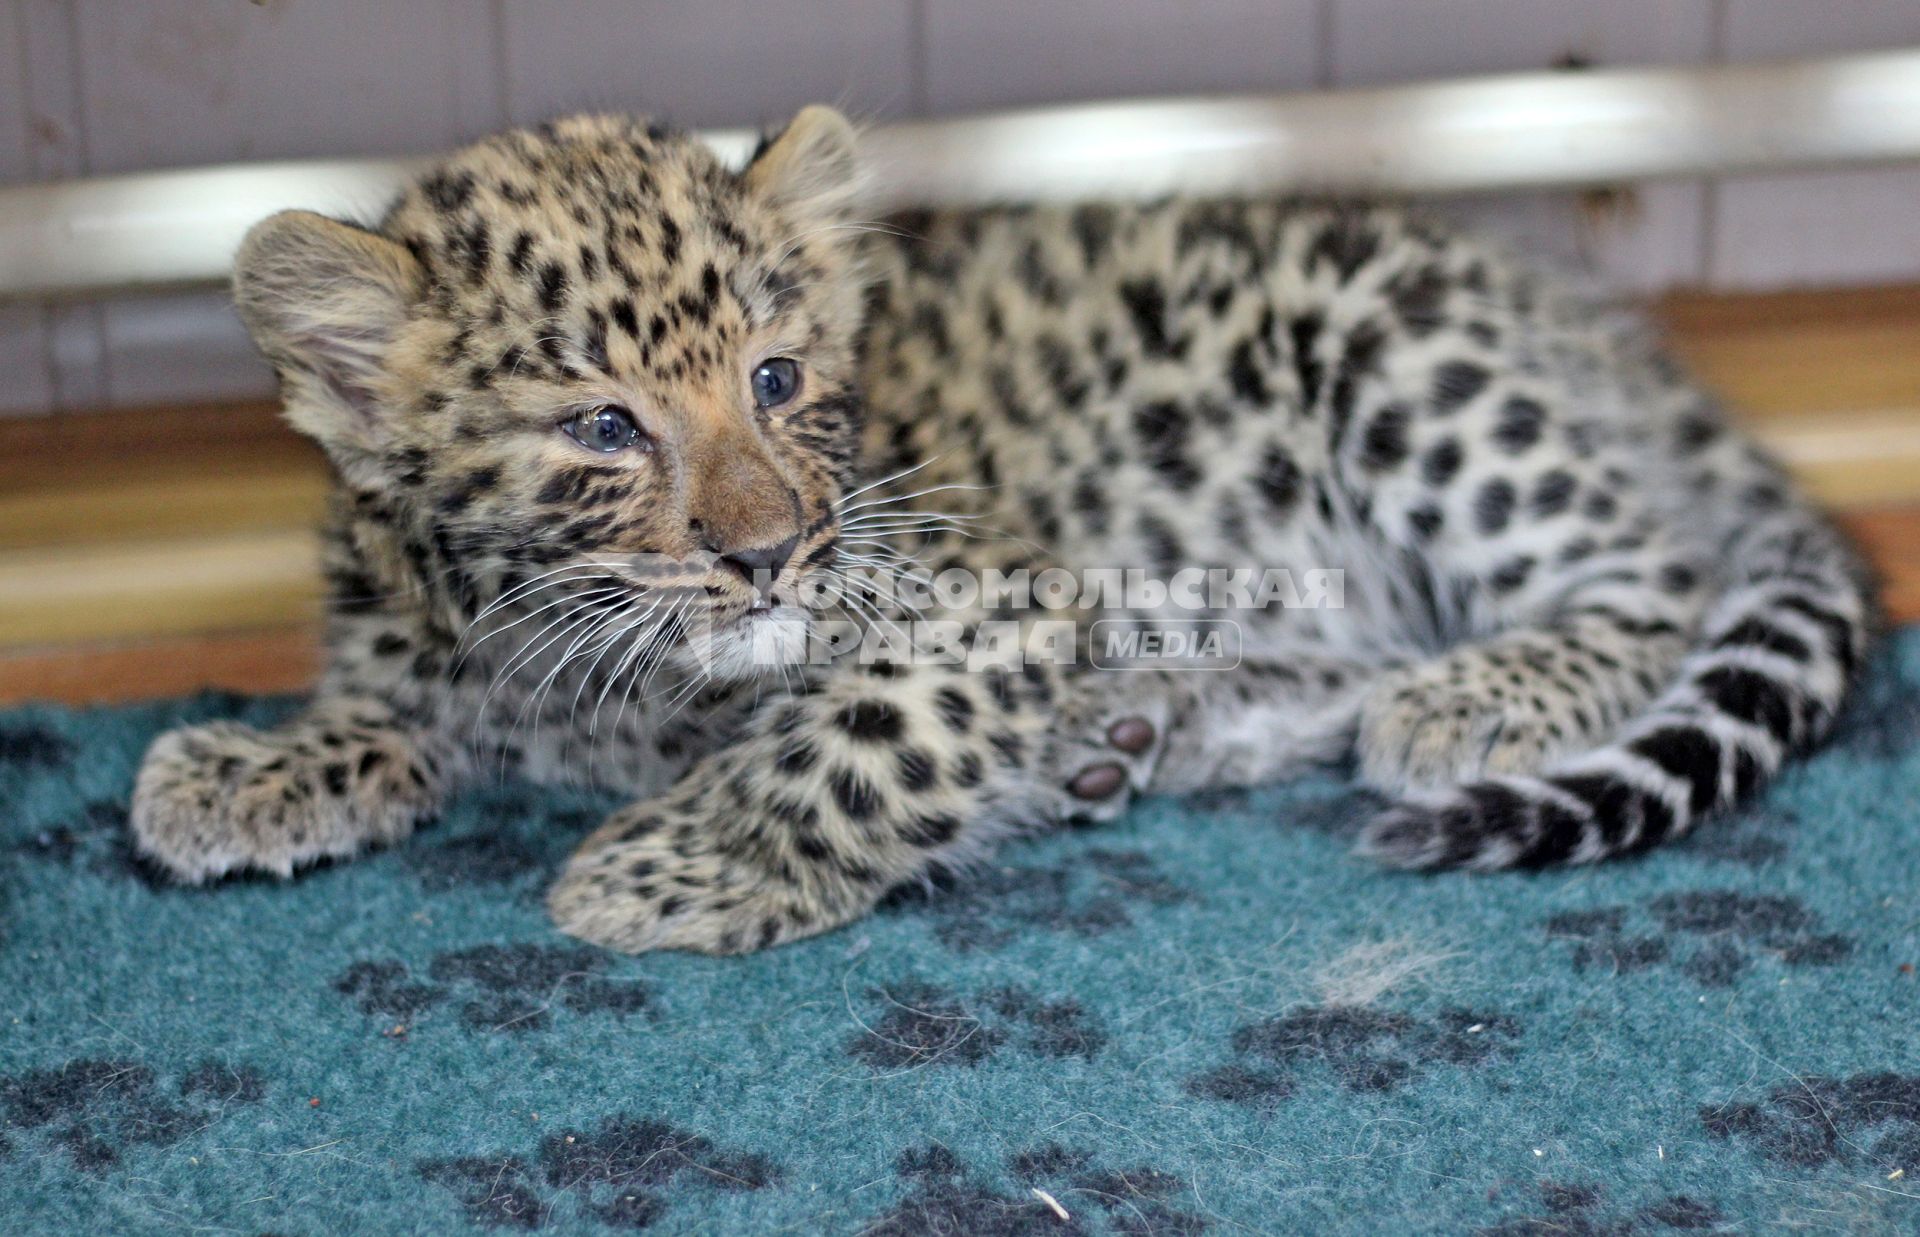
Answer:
0 306 53 416
55 0 500 412
1430 182 1708 295
5 3 49 182
4 0 85 414
503 0 917 131
1708 2 1920 289
1711 164 1920 290
72 0 502 174
1 1 51 414
1333 0 1715 293
99 291 271 410
1432 188 1709 294
1718 2 1920 59
1329 0 1713 85
923 0 1323 115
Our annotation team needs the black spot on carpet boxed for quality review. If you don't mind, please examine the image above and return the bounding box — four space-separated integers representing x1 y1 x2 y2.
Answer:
418 1115 778 1230
864 1142 1207 1235
880 848 1189 952
330 944 651 1033
1543 890 1850 987
845 982 1008 1070
16 799 170 888
0 1056 267 1172
1702 1072 1920 1169
0 725 75 770
1477 1180 1723 1235
1189 1005 1520 1103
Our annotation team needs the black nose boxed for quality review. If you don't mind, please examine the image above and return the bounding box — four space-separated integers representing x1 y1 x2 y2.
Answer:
718 535 799 598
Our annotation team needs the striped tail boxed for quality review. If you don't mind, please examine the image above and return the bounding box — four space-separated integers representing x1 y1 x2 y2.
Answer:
1358 501 1877 869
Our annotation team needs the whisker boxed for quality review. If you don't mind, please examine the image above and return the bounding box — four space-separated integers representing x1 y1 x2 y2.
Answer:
596 594 696 765
833 456 940 510
652 664 713 727
836 548 937 584
513 596 628 755
840 509 993 528
458 579 628 677
474 590 624 746
569 595 665 732
589 592 690 745
469 558 636 624
488 601 607 737
847 521 1041 552
835 481 998 517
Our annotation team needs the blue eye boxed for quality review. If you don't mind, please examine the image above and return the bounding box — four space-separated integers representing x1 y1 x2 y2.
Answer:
563 405 646 453
751 357 801 408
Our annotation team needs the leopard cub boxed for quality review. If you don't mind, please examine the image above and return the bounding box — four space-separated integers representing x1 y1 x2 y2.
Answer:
132 107 1872 952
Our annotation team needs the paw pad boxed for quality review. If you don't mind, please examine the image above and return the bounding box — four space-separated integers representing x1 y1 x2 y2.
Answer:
1069 763 1128 800
1106 717 1156 754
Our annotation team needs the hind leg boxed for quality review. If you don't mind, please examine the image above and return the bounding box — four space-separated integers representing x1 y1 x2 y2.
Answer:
1357 610 1692 792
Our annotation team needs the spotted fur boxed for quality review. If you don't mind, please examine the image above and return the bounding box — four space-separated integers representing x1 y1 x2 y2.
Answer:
130 108 1874 952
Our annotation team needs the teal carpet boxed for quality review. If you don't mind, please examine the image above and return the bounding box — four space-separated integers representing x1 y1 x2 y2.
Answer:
4 633 1919 1235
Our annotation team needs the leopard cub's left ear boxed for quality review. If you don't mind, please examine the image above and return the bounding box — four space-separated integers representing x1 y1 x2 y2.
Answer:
743 104 864 224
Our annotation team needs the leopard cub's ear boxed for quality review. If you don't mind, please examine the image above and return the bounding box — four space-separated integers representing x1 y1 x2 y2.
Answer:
743 104 864 225
233 209 424 456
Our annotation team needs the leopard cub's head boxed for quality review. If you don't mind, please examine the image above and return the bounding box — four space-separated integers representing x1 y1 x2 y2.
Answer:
235 107 869 679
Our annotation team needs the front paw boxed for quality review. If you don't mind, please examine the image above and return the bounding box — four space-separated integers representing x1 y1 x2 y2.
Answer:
131 720 430 882
548 811 827 955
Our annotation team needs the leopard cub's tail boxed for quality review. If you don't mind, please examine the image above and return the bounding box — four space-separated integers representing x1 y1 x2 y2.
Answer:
1359 493 1877 870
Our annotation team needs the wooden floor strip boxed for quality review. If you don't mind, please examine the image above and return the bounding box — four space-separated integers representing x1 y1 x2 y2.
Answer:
0 529 321 645
0 468 326 552
0 626 319 706
0 502 1912 707
1659 283 1920 420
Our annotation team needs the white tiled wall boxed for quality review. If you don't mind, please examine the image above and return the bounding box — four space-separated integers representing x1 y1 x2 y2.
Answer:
3 0 1919 415
1328 0 1716 84
0 2 52 415
501 0 918 129
1712 164 1920 290
922 0 1323 114
1331 0 1721 293
73 0 502 174
1706 1 1920 289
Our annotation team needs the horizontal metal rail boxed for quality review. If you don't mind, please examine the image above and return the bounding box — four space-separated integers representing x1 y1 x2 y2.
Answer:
4 49 1920 301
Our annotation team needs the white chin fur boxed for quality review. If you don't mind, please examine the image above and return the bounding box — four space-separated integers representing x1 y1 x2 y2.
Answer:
672 607 812 680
